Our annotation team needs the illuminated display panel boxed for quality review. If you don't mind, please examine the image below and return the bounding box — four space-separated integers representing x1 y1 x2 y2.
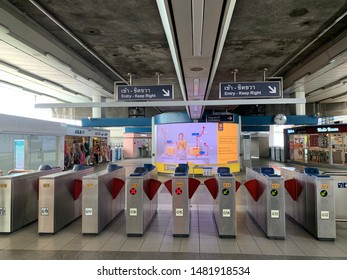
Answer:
155 122 239 173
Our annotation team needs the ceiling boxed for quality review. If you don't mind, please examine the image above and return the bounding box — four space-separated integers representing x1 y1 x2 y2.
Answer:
0 0 347 119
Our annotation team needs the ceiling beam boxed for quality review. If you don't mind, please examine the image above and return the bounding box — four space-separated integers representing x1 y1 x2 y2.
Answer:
35 98 305 109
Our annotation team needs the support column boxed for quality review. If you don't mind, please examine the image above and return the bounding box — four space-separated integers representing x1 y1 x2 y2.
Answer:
294 81 306 115
92 95 101 118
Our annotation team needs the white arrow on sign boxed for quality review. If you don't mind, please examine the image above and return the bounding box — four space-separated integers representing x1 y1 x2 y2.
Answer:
162 89 170 96
268 86 277 94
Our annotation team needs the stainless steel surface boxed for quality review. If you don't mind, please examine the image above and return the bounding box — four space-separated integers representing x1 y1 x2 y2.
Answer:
171 174 190 237
214 174 237 238
126 165 159 236
281 167 336 240
38 165 94 233
82 165 125 234
0 166 62 233
320 173 347 221
246 167 286 239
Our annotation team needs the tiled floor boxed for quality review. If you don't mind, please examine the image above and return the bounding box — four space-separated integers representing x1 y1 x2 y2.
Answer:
1 158 347 260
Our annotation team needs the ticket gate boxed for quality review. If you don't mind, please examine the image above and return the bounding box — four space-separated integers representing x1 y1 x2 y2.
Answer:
126 164 161 236
82 163 125 234
204 167 241 238
164 164 200 237
0 165 62 233
244 167 286 239
320 171 347 221
38 164 94 234
282 167 335 240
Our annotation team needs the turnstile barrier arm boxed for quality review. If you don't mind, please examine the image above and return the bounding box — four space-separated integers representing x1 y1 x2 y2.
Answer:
284 178 303 201
244 179 264 201
73 179 82 200
188 178 200 199
164 179 172 195
112 178 125 199
236 181 241 192
143 179 162 200
204 177 218 199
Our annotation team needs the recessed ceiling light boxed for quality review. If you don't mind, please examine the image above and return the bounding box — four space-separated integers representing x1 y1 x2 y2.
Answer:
189 66 205 72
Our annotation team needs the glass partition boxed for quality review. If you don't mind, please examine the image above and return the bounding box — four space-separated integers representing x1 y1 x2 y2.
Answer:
0 133 61 174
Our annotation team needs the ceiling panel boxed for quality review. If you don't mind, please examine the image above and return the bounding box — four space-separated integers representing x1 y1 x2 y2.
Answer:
0 0 347 118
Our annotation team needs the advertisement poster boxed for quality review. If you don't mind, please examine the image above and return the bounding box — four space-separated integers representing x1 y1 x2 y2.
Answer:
155 123 239 172
14 139 25 169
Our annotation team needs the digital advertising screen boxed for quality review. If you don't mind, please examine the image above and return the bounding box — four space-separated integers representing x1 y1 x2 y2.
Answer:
155 122 240 173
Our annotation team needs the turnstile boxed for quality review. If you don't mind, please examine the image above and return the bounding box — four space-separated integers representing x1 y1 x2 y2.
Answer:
204 167 241 238
82 163 125 234
282 167 335 240
321 171 347 221
126 164 161 236
164 164 200 237
0 165 62 233
244 167 286 239
38 164 94 234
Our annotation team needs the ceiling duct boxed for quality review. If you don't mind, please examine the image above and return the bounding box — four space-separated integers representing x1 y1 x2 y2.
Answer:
157 0 236 119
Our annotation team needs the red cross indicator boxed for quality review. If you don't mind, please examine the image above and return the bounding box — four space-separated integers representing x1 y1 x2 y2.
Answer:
130 188 137 195
175 187 182 195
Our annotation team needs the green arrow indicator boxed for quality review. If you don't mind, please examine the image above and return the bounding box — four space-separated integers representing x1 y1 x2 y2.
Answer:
320 190 328 197
222 189 229 195
271 189 278 196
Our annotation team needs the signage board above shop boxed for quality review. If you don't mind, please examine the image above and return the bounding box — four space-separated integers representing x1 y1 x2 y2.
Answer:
219 81 281 99
285 124 347 135
116 85 174 101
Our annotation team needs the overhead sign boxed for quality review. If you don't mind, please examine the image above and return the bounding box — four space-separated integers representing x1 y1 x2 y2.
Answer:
116 85 174 100
206 114 235 122
219 81 281 99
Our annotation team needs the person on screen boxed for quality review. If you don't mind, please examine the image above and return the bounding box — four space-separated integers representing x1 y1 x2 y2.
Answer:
176 132 187 160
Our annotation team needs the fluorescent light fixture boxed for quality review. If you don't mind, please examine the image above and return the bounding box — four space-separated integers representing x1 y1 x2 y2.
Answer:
203 0 237 104
0 61 19 72
156 0 189 116
192 0 204 56
193 78 199 96
0 24 10 34
43 79 63 90
0 80 23 91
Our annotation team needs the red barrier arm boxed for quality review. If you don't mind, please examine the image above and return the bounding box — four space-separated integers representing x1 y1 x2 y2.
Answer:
36 179 40 200
284 178 303 201
73 179 83 200
188 178 200 199
112 178 125 199
204 178 218 199
244 179 264 201
236 180 241 192
144 179 162 200
164 179 172 195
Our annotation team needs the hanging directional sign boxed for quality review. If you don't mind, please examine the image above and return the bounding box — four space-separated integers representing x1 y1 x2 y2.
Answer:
206 114 235 122
219 81 281 99
116 85 174 100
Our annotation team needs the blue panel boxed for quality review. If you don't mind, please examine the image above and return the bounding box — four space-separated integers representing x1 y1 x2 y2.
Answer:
242 116 274 125
242 126 270 132
125 127 151 133
242 115 318 125
154 112 193 124
81 117 152 127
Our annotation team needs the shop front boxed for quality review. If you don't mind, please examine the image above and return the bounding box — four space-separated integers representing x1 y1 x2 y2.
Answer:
284 124 347 166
